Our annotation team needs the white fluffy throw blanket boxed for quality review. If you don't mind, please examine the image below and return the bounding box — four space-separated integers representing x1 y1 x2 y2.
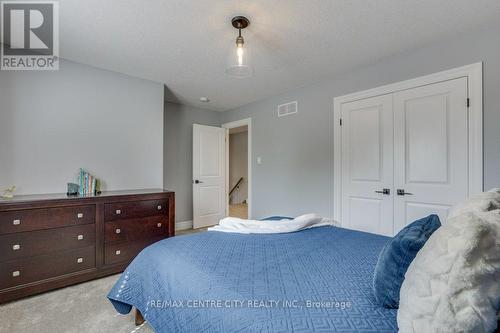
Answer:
398 209 500 333
208 214 337 234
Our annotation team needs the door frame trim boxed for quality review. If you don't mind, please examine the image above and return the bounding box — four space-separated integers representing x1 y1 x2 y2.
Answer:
222 118 252 219
333 62 483 224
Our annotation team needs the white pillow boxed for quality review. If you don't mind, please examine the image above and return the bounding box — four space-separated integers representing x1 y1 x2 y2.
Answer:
487 188 500 195
398 209 500 333
447 189 500 220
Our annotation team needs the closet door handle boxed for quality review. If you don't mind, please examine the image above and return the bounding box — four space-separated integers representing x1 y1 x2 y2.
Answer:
375 188 390 195
397 189 413 196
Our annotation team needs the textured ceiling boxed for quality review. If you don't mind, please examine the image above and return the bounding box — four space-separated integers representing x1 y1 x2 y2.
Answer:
57 0 500 111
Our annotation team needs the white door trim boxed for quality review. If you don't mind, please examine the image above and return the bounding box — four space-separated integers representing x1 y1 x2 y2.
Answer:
333 62 483 224
222 118 252 219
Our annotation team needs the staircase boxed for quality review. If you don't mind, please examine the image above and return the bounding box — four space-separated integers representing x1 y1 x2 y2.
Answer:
229 177 244 200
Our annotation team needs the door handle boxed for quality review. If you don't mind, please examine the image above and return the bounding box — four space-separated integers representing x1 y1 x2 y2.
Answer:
194 180 203 184
397 189 413 196
375 188 390 195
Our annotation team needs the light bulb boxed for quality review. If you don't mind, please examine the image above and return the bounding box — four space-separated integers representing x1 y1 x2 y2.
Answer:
237 45 244 65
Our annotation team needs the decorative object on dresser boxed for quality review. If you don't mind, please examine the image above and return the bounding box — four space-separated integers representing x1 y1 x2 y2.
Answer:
66 183 79 196
2 186 16 199
0 189 174 304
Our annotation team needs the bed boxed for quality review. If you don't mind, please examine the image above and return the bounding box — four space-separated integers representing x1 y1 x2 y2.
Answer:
108 222 398 332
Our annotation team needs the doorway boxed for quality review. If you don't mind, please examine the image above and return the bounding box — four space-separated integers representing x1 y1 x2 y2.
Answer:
222 118 252 219
192 119 252 229
228 125 248 219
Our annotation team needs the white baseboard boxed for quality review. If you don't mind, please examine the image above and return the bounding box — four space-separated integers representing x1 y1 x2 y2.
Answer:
175 220 193 231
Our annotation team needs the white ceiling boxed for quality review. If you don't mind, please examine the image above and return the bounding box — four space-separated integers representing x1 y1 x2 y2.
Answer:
58 0 500 111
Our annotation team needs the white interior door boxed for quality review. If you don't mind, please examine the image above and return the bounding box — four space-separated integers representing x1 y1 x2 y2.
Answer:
393 77 469 232
341 94 394 236
193 124 226 228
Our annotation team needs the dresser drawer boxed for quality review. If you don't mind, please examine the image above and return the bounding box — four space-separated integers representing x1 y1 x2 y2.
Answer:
0 224 95 263
105 216 168 244
104 199 167 222
104 238 163 266
0 246 95 290
0 205 95 235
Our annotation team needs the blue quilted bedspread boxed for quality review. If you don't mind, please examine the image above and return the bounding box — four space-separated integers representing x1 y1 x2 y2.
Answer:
108 226 397 332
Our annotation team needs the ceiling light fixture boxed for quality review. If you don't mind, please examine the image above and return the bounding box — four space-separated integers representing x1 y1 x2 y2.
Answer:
225 16 253 78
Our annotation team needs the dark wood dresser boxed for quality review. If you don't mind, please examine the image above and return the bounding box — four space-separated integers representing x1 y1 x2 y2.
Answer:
0 189 174 303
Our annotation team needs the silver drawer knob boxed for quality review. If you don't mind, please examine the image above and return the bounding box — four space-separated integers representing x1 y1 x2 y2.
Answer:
115 209 121 215
115 250 121 255
77 213 84 219
12 271 20 277
115 228 121 234
77 234 84 240
77 257 83 264
157 205 162 210
13 219 21 225
157 223 162 228
12 244 21 251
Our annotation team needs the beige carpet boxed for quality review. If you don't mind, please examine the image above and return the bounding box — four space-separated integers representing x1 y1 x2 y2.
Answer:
176 227 208 235
0 274 153 333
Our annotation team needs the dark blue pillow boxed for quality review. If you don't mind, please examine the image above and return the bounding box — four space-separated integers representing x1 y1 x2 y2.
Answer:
373 214 441 308
260 216 293 221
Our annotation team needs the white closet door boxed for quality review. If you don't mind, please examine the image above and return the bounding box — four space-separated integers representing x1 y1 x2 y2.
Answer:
393 77 468 232
341 94 394 236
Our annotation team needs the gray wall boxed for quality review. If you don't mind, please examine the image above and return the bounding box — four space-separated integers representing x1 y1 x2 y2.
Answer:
229 131 248 204
221 22 500 219
163 102 222 223
0 59 164 195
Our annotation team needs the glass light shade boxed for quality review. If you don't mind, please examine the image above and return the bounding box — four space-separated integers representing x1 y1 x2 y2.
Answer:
225 39 253 78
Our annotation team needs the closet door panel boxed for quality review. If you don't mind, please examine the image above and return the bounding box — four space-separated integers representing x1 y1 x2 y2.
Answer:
341 94 394 236
393 77 469 232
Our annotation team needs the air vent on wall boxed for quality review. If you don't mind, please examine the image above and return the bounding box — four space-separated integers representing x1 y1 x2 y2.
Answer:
277 101 298 117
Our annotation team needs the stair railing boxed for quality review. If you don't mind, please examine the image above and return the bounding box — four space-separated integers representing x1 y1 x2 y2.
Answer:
229 177 244 198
